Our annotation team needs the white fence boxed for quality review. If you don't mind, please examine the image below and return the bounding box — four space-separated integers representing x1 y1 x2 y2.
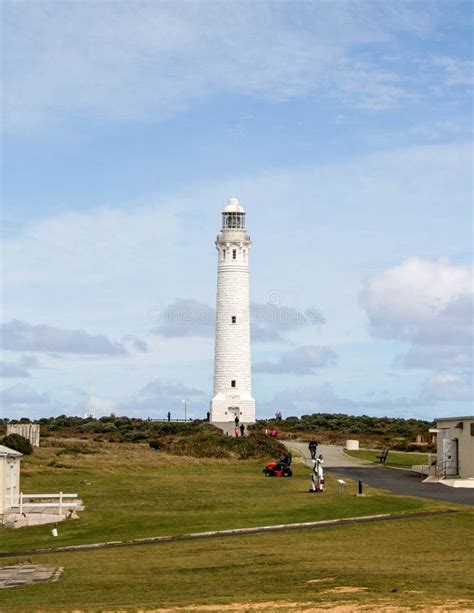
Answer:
11 492 80 514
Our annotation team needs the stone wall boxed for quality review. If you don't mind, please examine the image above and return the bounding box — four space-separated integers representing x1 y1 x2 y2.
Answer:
6 424 40 447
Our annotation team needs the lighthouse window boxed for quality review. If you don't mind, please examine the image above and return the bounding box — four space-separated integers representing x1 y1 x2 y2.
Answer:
231 316 236 323
232 249 237 259
231 380 236 388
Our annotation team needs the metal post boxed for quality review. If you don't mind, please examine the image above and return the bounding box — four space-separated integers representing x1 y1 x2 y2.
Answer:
182 399 189 422
19 492 23 514
59 491 63 514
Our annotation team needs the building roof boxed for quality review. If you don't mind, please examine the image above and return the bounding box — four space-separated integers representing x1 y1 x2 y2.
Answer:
436 416 474 422
223 197 245 213
0 445 23 457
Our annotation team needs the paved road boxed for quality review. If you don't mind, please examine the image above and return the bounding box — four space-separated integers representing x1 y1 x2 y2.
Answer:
287 441 373 468
286 441 474 506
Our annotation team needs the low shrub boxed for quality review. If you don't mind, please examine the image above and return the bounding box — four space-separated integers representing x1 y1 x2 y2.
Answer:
1 433 33 455
164 431 286 460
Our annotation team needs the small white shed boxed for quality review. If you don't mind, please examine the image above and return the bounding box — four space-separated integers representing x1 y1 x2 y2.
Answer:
0 445 22 514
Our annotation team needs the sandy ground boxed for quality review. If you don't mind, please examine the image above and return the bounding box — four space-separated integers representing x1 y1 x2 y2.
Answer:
113 599 474 612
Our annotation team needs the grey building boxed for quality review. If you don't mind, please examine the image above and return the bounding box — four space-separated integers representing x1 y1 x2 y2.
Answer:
433 416 474 480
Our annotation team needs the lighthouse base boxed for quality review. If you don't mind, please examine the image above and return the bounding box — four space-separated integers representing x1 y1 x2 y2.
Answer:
210 392 255 425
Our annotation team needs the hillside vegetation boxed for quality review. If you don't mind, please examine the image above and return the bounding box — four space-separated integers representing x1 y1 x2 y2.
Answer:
1 412 435 452
257 413 435 451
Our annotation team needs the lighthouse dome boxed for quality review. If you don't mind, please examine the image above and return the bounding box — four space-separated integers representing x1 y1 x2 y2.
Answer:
224 197 245 213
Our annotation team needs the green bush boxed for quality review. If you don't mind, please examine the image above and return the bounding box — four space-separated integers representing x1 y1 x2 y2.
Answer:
1 433 33 455
392 440 408 451
165 431 286 460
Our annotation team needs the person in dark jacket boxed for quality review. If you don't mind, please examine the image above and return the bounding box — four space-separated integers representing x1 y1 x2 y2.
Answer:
308 439 318 459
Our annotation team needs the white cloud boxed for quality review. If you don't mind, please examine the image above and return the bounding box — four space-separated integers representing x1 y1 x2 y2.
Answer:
84 394 115 417
261 373 472 421
0 354 41 379
0 361 30 378
1 383 51 408
361 258 473 370
263 383 356 416
419 372 473 402
1 143 472 419
401 345 472 370
151 299 215 338
151 298 323 342
254 345 337 374
2 206 182 285
117 378 207 418
2 1 447 132
433 57 474 87
1 320 128 355
121 336 149 353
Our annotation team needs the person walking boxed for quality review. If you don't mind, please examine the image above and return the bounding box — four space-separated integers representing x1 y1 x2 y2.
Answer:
240 423 245 437
234 415 239 427
234 426 240 437
308 439 318 459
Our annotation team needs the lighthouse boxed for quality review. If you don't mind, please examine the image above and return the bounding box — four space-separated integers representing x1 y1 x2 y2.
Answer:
210 197 256 425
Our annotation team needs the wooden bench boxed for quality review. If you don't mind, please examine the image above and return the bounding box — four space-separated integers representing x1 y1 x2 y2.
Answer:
376 449 389 464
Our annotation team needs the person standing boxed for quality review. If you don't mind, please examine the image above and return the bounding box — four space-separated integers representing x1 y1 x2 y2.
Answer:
206 411 210 422
308 439 318 459
240 423 245 437
234 425 240 437
309 455 324 493
167 411 171 422
234 415 240 427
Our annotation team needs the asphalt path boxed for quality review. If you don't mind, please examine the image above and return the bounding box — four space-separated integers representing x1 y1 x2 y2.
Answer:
287 441 474 506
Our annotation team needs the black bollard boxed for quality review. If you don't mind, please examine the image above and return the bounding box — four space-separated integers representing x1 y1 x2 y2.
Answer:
358 480 363 495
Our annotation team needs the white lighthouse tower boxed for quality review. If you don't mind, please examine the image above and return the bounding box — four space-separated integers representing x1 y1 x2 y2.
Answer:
210 197 256 425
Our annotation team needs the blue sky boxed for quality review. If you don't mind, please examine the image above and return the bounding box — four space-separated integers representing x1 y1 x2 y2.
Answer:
1 0 472 421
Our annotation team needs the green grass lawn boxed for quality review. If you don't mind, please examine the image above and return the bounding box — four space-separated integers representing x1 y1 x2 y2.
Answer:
0 442 447 553
2 512 473 612
1 441 472 611
345 448 433 468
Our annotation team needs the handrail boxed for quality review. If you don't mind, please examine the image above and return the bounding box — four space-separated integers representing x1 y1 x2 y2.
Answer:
10 491 79 514
435 459 460 479
419 458 461 480
20 493 78 499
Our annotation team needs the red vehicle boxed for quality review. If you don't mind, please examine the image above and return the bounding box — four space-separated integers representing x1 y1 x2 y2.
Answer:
263 453 292 477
